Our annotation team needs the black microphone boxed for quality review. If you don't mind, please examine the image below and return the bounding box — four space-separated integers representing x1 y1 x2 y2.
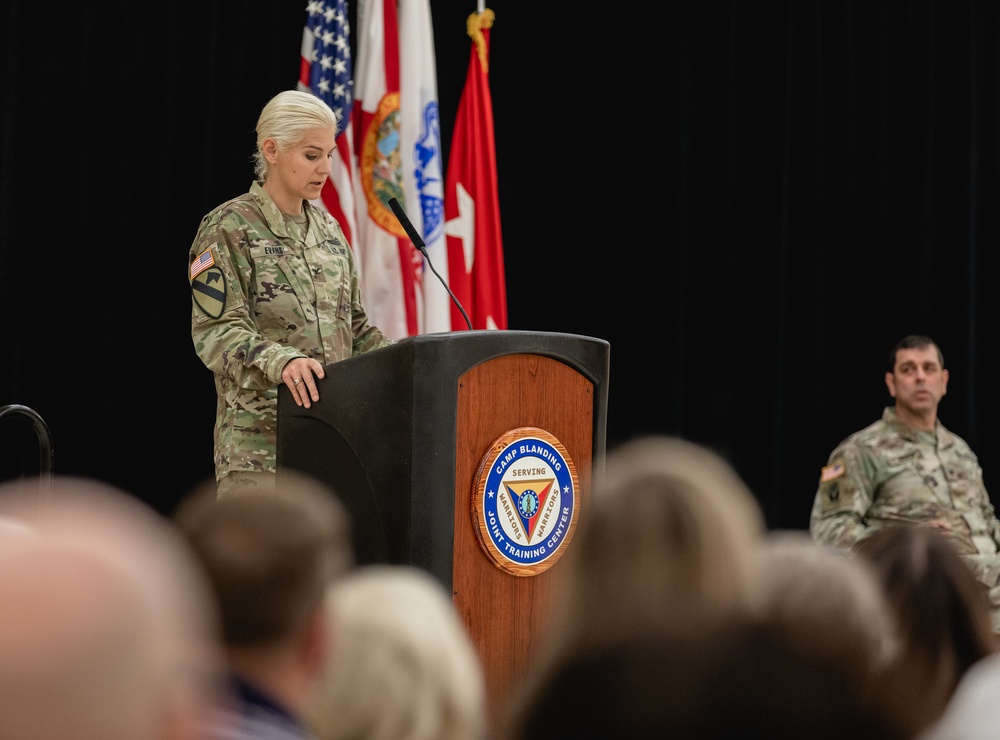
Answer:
388 197 473 331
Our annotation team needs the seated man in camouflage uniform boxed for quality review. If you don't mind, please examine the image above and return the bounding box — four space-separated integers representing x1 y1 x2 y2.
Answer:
810 334 1000 633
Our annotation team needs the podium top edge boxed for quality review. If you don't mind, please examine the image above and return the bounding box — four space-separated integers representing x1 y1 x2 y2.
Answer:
394 329 610 346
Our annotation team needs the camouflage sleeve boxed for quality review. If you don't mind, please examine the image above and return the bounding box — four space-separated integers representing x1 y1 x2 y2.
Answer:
985 497 1000 546
189 219 305 390
978 469 1000 546
983 499 1000 547
963 454 1000 545
808 440 878 551
948 437 1000 547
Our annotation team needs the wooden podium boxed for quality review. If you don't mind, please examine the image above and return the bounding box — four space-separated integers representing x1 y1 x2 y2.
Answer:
276 329 610 723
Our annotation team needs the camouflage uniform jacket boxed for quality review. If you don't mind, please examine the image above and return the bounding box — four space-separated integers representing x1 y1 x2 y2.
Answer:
809 406 1000 557
189 181 393 480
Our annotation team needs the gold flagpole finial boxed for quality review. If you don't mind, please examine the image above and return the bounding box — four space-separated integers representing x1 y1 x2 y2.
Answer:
466 9 495 72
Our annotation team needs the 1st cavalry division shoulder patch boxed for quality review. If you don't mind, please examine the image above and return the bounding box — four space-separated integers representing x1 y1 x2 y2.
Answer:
190 249 225 319
471 427 580 577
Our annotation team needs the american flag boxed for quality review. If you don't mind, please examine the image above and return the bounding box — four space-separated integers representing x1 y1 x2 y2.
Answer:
189 249 215 280
821 460 845 482
300 0 359 248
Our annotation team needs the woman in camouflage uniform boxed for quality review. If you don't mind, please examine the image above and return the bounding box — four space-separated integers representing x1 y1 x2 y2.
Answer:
189 90 393 497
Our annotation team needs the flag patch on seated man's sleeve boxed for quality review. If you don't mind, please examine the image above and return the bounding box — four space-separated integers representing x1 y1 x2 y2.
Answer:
820 460 845 483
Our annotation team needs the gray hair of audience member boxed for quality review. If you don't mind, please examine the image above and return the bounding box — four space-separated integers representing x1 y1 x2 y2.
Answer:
553 435 768 645
307 565 488 740
0 476 224 740
174 470 352 648
759 531 900 679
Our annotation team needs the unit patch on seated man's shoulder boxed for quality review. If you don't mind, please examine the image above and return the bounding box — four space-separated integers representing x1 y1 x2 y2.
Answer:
818 458 846 504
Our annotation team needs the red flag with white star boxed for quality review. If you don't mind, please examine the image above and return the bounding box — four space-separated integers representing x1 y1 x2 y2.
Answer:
444 9 507 331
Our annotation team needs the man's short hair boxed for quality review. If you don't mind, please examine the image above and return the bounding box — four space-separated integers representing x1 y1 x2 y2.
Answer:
889 334 943 372
175 470 352 647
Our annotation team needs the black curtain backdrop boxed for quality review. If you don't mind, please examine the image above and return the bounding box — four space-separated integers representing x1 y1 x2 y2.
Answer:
2 1 998 530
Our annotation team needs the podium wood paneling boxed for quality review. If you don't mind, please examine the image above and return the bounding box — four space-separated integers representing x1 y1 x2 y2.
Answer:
453 353 594 725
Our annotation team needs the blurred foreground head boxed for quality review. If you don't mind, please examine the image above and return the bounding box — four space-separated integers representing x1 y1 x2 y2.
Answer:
555 435 767 643
855 523 998 736
173 470 354 727
757 530 903 731
507 530 910 740
174 469 353 650
0 475 224 740
307 565 487 740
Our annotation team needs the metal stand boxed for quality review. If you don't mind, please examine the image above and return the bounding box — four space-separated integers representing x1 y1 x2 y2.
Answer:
0 404 54 500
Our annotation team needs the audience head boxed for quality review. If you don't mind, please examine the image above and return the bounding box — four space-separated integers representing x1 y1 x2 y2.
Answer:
174 470 352 714
553 435 767 644
854 523 997 735
175 470 353 650
759 530 900 676
505 615 910 740
508 530 911 739
307 565 487 740
0 475 224 740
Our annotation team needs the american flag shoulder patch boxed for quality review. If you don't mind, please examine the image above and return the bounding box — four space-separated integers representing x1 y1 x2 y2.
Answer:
821 459 846 483
190 249 215 280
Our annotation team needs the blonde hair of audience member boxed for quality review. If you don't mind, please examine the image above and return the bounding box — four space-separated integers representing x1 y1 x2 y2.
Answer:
307 565 487 740
553 435 767 648
174 470 353 725
855 523 998 737
0 476 224 740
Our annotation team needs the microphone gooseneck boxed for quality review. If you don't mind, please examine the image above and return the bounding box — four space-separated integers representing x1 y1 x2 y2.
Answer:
388 197 426 250
387 198 473 331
